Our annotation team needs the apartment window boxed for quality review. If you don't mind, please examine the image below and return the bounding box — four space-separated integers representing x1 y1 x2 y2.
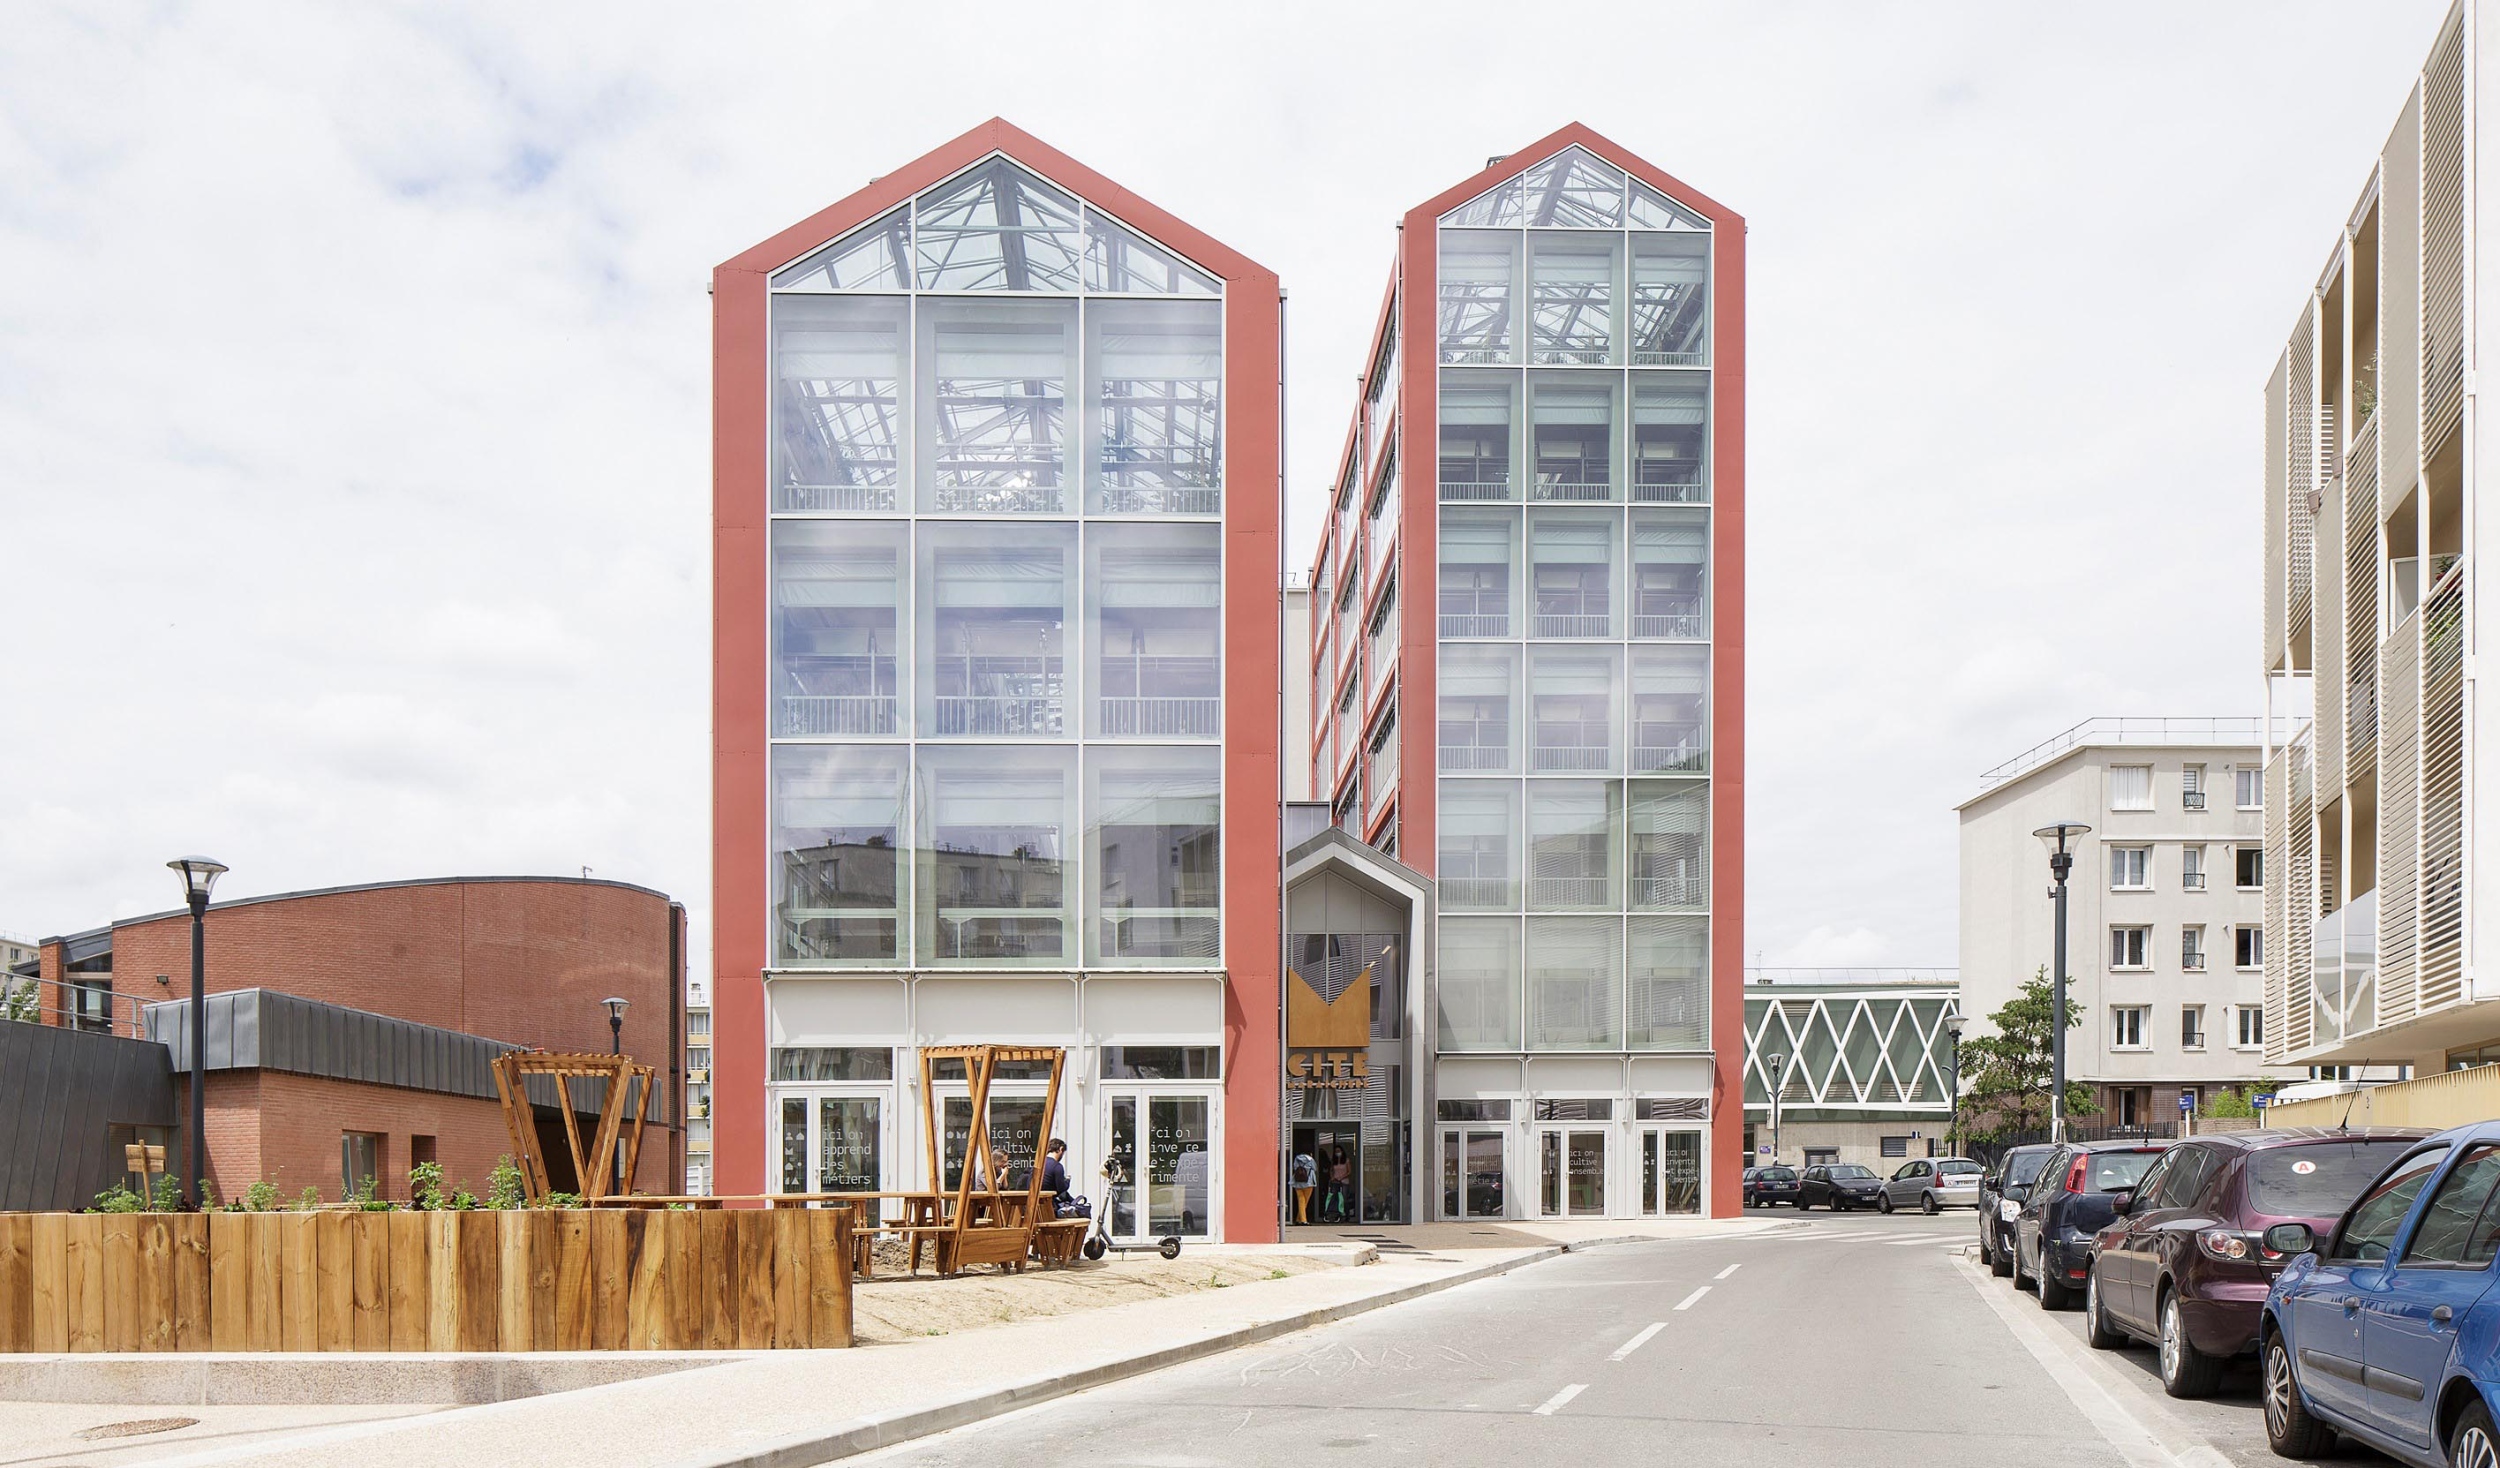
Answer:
2236 767 2263 810
341 1132 383 1199
2111 1007 2147 1049
2108 846 2150 890
1087 523 1221 738
2108 926 2150 970
2235 925 2263 969
2109 765 2153 811
2237 1006 2264 1048
1088 745 1221 965
1880 1136 1910 1159
2181 764 2208 810
2181 1006 2206 1050
1438 645 1521 774
2182 845 2206 891
2181 925 2206 972
2236 847 2263 889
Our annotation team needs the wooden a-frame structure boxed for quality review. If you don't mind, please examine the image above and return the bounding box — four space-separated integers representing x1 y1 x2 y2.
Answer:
918 1044 1066 1274
491 1050 654 1203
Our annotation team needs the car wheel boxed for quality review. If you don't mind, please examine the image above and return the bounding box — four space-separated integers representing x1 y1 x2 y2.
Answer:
1990 1231 2012 1278
2158 1291 2223 1398
2264 1329 2333 1458
2085 1265 2124 1350
2036 1253 2074 1310
1878 1192 1894 1215
1922 1192 1940 1216
2010 1239 2030 1290
2451 1399 2498 1468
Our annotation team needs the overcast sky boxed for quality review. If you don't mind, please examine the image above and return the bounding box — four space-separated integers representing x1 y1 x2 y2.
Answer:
0 1 2454 991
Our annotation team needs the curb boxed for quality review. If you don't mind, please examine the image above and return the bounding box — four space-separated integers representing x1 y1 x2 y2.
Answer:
695 1244 1575 1468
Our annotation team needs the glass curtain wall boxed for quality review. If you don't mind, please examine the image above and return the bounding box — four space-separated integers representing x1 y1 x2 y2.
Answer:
767 155 1225 972
1431 145 1714 1058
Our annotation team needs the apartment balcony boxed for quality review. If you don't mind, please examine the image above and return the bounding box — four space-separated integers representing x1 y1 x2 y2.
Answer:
1532 724 1611 772
929 483 1064 515
1440 478 1512 502
1099 696 1220 737
1534 344 1612 367
1631 740 1705 775
1440 743 1512 773
1440 612 1511 637
1632 350 1706 368
779 695 899 737
1530 875 1609 906
2183 791 2208 810
1529 478 1614 504
1636 873 1706 908
780 482 900 513
1532 613 1611 639
1440 876 1514 907
1633 599 1704 639
934 696 1063 736
1101 486 1220 516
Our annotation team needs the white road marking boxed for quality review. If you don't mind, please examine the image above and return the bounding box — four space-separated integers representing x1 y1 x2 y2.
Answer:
1713 1262 1742 1280
1532 1383 1588 1416
1672 1286 1710 1311
1608 1323 1666 1361
1887 1236 1942 1246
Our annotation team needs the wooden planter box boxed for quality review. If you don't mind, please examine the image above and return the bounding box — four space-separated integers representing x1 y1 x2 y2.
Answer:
0 1207 853 1353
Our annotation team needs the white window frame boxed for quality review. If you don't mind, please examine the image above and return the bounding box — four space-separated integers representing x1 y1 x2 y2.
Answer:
2181 924 2206 971
2109 925 2151 971
2182 764 2207 810
2111 1006 2147 1049
2235 925 2263 969
2235 767 2263 810
2235 1005 2264 1049
2109 845 2151 891
2181 1005 2206 1050
2181 844 2206 891
2109 765 2154 812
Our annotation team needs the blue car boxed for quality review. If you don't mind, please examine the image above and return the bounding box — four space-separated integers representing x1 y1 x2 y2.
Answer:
2261 1122 2500 1463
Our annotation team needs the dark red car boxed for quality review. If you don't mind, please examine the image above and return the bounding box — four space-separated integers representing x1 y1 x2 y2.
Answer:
2086 1127 2432 1397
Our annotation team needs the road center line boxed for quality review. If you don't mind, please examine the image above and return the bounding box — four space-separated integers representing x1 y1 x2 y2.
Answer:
1608 1322 1666 1361
1672 1286 1710 1311
1532 1383 1588 1416
1714 1262 1742 1280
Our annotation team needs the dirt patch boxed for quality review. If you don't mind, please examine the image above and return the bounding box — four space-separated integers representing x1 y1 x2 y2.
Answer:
850 1251 1347 1344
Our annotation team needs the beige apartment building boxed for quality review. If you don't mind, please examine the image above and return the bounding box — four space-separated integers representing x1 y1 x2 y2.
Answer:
2259 0 2500 1130
1959 721 2309 1128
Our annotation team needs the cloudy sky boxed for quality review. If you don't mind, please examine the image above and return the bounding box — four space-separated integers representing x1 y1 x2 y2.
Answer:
0 1 2453 986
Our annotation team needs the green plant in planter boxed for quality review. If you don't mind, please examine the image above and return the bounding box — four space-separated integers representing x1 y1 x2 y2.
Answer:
450 1188 480 1211
294 1186 322 1212
344 1175 393 1211
240 1180 280 1212
149 1174 182 1212
91 1185 146 1214
485 1156 527 1211
539 1191 584 1210
409 1161 448 1212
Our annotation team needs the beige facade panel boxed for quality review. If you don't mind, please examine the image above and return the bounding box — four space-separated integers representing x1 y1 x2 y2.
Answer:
2384 87 2423 514
2288 310 2317 657
768 975 912 1045
2266 357 2289 670
2316 473 2346 786
2422 9 2466 457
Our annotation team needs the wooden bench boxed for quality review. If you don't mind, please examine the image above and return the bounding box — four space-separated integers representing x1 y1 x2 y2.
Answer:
1032 1219 1091 1266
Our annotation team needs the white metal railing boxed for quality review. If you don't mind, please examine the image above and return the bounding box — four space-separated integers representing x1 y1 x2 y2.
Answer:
1534 347 1612 366
935 909 1067 959
1098 697 1219 737
1100 486 1220 516
1440 479 1511 501
780 695 898 736
1534 743 1611 773
1440 744 1511 772
779 482 899 513
1533 613 1611 638
1632 477 1706 503
1439 613 1510 637
1632 743 1705 774
1440 877 1513 907
1637 874 1706 908
1632 613 1704 639
1 973 146 1038
1530 875 1609 905
929 483 1065 515
934 697 1063 736
1976 716 2298 789
1633 351 1707 368
1530 479 1613 502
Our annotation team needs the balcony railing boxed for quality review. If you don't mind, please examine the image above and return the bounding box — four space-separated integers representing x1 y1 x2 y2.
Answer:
1534 345 1612 366
2183 791 2207 810
1637 873 1706 908
1631 476 1706 504
1100 486 1220 516
1632 743 1706 774
780 695 899 736
779 482 900 513
1633 350 1707 367
933 697 1063 736
934 909 1067 960
1533 613 1611 638
1632 612 1704 639
1440 477 1512 502
1440 612 1511 637
1439 876 1514 907
1440 743 1512 772
2184 873 2207 891
928 483 1064 515
1099 910 1220 960
1530 875 1610 906
1530 478 1613 503
1099 697 1220 737
1534 742 1611 772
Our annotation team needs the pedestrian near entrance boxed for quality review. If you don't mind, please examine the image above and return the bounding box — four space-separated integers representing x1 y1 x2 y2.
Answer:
1323 1147 1354 1223
1290 1150 1318 1224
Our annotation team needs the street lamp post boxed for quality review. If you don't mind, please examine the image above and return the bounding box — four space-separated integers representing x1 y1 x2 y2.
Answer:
2033 822 2092 1144
1766 1052 1787 1164
603 997 628 1195
1943 1011 1966 1154
166 857 228 1210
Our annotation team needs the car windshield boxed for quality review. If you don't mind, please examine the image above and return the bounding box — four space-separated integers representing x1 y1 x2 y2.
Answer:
2081 1151 2162 1193
1938 1161 1981 1177
2249 1140 2424 1216
1831 1165 1874 1179
2005 1151 2053 1185
1762 1167 1795 1181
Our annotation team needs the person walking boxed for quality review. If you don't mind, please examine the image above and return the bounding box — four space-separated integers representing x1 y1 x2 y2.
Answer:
1290 1148 1318 1224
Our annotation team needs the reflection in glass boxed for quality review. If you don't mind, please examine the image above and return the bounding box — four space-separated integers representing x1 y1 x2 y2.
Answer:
1529 782 1621 910
1443 1129 1506 1218
1529 511 1617 637
1529 376 1617 501
1439 782 1521 911
1438 509 1518 638
780 1098 808 1193
772 207 910 292
1629 180 1711 231
817 1097 881 1192
1529 917 1623 1049
1530 235 1617 365
1438 370 1516 500
1632 236 1709 366
1150 1096 1212 1236
1629 915 1708 1049
1630 646 1708 774
1090 300 1222 514
1439 917 1523 1050
774 520 903 736
916 745 1073 963
1630 780 1709 911
1530 646 1623 774
922 299 1073 512
1366 457 1400 584
1631 378 1708 502
1437 645 1519 775
1088 523 1219 737
920 522 1073 737
1088 744 1220 964
775 296 907 511
942 1094 1047 1189
1437 234 1517 364
773 745 904 964
1632 510 1708 637
914 159 1083 292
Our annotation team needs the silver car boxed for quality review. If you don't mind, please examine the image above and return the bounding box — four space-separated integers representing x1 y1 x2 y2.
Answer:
1877 1156 1984 1214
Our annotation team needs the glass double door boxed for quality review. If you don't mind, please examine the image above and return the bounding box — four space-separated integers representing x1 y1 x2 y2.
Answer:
1637 1127 1702 1216
1538 1125 1609 1217
1104 1090 1214 1242
777 1091 890 1208
1440 1128 1508 1220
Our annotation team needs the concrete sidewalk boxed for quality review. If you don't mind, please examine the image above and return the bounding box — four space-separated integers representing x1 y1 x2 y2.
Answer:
126 1218 1779 1468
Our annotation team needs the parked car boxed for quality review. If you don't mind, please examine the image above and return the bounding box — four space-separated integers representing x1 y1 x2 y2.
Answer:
2084 1128 2429 1397
2014 1139 2170 1309
1745 1165 1801 1207
1799 1163 1884 1211
2260 1122 2500 1464
1878 1156 1983 1214
1981 1144 2061 1278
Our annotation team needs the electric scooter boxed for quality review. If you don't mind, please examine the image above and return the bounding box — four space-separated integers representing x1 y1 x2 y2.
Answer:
1080 1157 1183 1261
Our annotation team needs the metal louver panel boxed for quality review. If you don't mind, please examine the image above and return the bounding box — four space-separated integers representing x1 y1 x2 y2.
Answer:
2286 742 2316 1054
2314 474 2345 785
2421 15 2465 455
2346 418 2380 778
2266 358 2289 669
2418 572 2466 1009
2378 606 2420 1026
2264 752 2291 1064
2288 314 2316 647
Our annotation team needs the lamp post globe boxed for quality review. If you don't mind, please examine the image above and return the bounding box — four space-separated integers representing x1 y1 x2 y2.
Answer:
603 996 629 1055
2032 822 2092 1143
1942 1010 1967 1153
166 857 228 1210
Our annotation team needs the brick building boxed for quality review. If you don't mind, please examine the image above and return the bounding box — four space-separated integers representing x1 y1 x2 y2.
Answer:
21 876 685 1204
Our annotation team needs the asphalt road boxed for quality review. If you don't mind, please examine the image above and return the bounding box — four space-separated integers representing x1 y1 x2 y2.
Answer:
845 1208 2262 1468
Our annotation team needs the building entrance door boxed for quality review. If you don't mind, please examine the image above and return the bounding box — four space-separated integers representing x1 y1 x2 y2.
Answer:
1439 1127 1507 1220
1537 1126 1608 1218
1292 1123 1364 1225
775 1091 891 1211
1636 1127 1703 1216
1104 1091 1217 1242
